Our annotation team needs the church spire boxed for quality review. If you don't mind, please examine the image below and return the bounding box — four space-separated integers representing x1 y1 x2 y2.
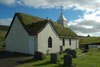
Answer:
57 5 68 28
61 5 63 14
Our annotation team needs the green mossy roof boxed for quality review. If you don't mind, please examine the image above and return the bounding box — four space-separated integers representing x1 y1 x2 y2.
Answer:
53 22 77 37
79 37 100 45
17 13 77 37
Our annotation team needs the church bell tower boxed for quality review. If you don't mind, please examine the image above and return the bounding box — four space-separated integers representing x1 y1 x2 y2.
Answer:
57 6 68 28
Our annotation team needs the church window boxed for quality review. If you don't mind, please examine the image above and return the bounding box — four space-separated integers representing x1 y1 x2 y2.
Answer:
69 39 71 45
48 37 52 48
62 38 65 46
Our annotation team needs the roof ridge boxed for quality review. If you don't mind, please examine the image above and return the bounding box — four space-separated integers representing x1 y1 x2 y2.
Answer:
6 12 77 38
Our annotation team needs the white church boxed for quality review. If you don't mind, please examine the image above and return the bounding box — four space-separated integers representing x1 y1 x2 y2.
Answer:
6 8 79 55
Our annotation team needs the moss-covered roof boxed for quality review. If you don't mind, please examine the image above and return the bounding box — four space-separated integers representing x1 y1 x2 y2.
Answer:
7 13 77 37
52 22 77 37
79 37 100 45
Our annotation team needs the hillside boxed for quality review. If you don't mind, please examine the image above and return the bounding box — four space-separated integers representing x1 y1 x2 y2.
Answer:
79 37 100 45
0 25 9 39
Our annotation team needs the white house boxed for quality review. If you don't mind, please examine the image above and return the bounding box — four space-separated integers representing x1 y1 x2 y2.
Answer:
6 10 79 55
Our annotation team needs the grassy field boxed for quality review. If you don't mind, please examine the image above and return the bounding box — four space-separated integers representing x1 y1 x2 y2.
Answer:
0 40 5 45
79 37 100 45
0 40 6 51
73 48 100 67
16 48 100 67
0 25 9 39
79 37 100 48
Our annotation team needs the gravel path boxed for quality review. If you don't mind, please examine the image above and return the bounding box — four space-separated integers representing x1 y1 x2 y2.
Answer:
0 50 31 67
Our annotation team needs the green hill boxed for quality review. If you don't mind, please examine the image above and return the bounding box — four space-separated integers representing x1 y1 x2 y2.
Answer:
0 25 9 39
79 37 100 45
79 37 100 48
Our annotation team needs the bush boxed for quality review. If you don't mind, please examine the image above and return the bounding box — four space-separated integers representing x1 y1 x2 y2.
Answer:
83 44 89 53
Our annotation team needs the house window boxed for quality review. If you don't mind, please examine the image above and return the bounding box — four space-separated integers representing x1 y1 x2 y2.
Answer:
62 38 65 46
48 37 52 48
69 39 71 45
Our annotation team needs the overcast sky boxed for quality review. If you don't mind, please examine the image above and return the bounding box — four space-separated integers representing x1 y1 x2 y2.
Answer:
0 0 100 36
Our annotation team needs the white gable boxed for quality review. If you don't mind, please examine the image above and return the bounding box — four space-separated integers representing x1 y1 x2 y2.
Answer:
6 16 35 54
38 22 61 53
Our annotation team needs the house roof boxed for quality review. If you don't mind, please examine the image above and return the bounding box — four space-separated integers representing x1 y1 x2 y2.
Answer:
6 13 77 38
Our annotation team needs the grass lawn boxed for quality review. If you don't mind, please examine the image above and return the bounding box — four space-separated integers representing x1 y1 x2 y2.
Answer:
0 40 5 50
73 48 100 67
0 40 5 45
16 48 100 67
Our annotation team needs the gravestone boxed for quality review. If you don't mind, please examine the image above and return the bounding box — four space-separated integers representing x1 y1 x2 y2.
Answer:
33 51 45 60
73 63 76 67
64 49 71 53
60 46 63 54
67 50 77 58
82 56 85 60
93 65 96 67
64 54 72 66
50 53 58 64
71 50 77 58
83 44 89 52
47 49 50 54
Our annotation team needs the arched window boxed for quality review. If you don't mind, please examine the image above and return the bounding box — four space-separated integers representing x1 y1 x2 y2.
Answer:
62 38 65 46
48 37 52 48
69 39 71 45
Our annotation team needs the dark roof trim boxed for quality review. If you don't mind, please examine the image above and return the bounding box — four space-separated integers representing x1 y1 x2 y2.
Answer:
83 43 100 45
5 13 16 38
60 36 78 39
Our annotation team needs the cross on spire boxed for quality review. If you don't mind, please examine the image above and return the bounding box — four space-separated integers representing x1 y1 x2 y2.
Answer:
61 5 63 14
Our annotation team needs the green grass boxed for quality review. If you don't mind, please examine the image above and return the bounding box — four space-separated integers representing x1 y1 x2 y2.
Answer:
16 48 100 67
73 48 100 67
0 40 5 45
16 53 67 67
0 25 9 39
0 30 7 39
0 40 6 50
79 37 100 45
